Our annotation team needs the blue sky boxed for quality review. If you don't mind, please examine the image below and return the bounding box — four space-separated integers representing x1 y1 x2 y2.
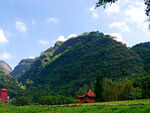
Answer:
0 0 150 68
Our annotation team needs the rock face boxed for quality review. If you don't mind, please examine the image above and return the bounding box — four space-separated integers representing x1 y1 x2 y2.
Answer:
10 58 34 79
0 60 12 74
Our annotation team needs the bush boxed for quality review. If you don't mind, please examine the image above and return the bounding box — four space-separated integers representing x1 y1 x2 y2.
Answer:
39 96 75 105
11 96 30 106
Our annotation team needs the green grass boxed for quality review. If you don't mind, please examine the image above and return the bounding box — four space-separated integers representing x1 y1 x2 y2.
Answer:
85 99 150 105
1 99 150 113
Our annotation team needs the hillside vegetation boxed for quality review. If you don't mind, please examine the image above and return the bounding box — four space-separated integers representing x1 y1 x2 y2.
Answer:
0 71 24 97
132 42 150 73
10 58 34 79
18 31 144 98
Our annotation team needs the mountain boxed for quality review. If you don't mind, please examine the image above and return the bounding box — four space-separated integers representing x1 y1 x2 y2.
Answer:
132 42 150 73
10 58 34 79
0 71 24 98
0 60 12 74
19 31 144 98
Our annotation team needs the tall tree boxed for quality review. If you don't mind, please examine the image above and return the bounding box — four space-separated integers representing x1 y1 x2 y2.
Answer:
95 72 103 102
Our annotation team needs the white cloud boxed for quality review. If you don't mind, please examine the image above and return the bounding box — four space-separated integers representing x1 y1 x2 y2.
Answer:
0 29 8 45
109 21 130 32
16 21 27 33
47 17 60 23
29 56 35 59
89 6 99 19
0 53 11 59
105 3 120 14
57 36 66 41
124 1 148 31
38 40 49 45
68 34 77 38
57 34 77 42
125 2 147 24
110 33 128 46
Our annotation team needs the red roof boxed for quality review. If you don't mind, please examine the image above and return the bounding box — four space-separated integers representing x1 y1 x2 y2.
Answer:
1 88 8 92
77 89 96 98
85 89 96 97
77 94 85 98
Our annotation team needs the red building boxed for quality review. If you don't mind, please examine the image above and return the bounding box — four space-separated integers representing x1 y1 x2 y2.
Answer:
76 89 96 103
0 88 8 102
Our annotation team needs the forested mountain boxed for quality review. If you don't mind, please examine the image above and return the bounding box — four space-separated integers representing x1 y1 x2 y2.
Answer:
132 42 150 73
0 71 24 98
18 31 144 98
0 60 12 74
10 58 34 79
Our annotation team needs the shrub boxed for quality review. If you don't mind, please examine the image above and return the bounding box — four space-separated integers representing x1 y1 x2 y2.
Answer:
39 96 75 105
11 96 30 106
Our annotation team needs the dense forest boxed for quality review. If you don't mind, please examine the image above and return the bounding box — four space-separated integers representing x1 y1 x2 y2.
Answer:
2 31 150 103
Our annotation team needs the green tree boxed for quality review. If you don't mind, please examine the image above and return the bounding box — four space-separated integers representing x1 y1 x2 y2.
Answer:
130 87 142 100
95 72 103 102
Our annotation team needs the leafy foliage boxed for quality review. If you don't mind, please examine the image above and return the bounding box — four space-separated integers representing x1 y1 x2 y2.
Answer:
102 78 142 101
95 72 103 102
39 96 75 105
11 96 30 106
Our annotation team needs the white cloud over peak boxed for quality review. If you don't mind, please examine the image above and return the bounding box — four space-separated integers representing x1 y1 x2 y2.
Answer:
29 56 35 59
16 21 27 33
38 40 49 45
0 53 11 59
0 29 8 45
57 36 66 41
105 3 120 14
89 6 99 18
57 34 77 42
110 33 128 46
68 34 77 39
47 17 60 23
109 21 130 32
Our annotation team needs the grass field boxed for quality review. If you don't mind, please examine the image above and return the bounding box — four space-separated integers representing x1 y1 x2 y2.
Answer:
1 99 150 113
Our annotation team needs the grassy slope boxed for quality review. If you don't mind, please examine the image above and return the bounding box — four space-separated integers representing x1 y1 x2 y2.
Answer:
1 99 150 113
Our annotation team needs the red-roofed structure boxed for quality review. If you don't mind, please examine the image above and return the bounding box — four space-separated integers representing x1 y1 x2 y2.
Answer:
76 89 96 103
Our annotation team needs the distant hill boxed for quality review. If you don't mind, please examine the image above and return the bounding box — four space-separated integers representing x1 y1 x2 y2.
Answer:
10 58 34 79
0 71 24 98
18 31 144 98
0 60 12 74
132 42 150 73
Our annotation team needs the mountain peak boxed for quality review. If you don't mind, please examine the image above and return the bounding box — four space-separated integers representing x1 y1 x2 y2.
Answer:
0 60 12 74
